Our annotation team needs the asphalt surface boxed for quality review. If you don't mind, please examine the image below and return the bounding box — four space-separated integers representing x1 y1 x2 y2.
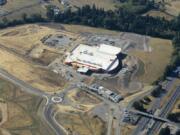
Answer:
147 86 180 135
2 65 178 135
131 98 161 135
0 68 48 97
132 78 176 135
130 109 173 123
44 104 66 135
0 68 66 135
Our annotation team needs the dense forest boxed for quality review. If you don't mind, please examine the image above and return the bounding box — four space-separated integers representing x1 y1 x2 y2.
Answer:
46 5 179 39
0 5 179 39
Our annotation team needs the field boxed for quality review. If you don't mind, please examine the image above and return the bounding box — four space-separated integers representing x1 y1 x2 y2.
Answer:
129 38 173 84
0 24 71 92
0 23 173 91
0 78 54 135
0 0 118 21
0 0 46 20
164 0 180 16
62 24 121 35
68 0 117 10
0 0 162 22
148 0 180 18
53 87 105 135
143 10 174 20
56 111 105 135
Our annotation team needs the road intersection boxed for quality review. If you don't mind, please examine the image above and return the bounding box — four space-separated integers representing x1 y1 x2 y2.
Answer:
0 68 179 135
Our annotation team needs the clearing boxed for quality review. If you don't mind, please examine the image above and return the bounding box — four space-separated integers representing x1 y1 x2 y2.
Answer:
0 24 70 92
164 0 180 16
129 38 173 84
55 111 105 135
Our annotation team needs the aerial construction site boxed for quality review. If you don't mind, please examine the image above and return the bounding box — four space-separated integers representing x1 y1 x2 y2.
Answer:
0 0 180 135
0 22 177 135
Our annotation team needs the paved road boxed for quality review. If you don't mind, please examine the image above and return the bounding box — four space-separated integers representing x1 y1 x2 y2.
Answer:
0 68 66 135
44 104 66 135
131 98 160 135
130 109 176 124
0 68 48 97
147 86 180 135
132 78 176 135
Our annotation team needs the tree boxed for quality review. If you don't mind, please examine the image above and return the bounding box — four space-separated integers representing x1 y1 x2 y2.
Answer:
151 86 165 98
133 101 146 112
178 104 180 109
176 130 180 135
144 96 151 103
168 112 180 123
46 5 55 20
159 127 170 135
2 17 8 26
22 13 28 22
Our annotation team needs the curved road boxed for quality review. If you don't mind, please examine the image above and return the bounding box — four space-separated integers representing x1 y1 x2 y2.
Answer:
44 104 66 135
0 68 66 135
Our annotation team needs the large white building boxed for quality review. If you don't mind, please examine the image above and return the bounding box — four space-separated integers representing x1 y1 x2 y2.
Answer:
65 44 121 73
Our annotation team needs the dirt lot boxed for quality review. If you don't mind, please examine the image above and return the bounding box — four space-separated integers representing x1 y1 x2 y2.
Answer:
54 24 173 89
129 38 173 84
56 111 105 135
62 24 121 35
0 47 65 92
0 24 63 56
0 78 54 135
0 24 76 92
67 89 101 105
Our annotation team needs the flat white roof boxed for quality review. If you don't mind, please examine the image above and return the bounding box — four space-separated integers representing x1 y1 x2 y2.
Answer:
99 44 121 55
65 44 121 71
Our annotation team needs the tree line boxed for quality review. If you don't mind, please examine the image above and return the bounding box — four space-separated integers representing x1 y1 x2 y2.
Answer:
47 5 180 39
0 5 180 39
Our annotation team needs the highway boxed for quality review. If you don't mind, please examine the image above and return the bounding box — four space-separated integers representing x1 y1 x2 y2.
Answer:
130 109 178 126
131 78 176 135
0 68 66 135
131 99 160 135
1 66 179 135
147 86 180 135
